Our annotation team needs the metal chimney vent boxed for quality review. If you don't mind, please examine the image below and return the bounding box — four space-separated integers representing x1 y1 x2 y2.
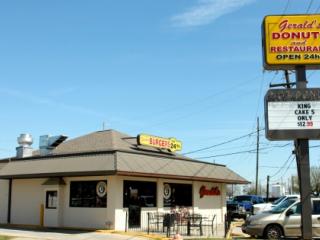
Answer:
16 133 33 158
39 135 68 156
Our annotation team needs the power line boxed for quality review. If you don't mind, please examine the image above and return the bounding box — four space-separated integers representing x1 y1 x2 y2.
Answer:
273 155 296 183
270 154 294 178
197 148 257 159
260 165 295 169
306 0 314 13
183 129 263 155
196 144 290 159
282 0 291 15
315 3 320 13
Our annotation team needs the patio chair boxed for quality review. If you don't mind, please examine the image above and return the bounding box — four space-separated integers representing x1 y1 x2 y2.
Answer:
174 212 188 234
163 213 176 237
202 214 216 235
147 212 163 233
187 213 203 236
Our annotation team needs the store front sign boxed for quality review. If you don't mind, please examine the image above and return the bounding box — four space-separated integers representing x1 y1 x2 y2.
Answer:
199 186 220 198
263 15 320 70
137 134 182 152
265 88 320 140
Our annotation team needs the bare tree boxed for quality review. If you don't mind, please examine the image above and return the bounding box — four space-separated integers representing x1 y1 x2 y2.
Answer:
290 165 320 195
310 166 320 194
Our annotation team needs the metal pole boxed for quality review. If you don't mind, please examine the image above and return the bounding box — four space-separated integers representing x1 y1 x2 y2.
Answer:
266 175 270 202
295 65 312 240
255 117 259 195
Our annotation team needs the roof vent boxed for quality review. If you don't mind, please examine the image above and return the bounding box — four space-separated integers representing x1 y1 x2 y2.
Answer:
16 133 33 158
39 135 68 156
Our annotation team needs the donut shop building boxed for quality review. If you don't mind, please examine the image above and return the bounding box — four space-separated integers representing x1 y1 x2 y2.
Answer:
0 130 248 230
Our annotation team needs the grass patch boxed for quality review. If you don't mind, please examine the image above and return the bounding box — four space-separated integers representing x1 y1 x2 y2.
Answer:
0 236 12 240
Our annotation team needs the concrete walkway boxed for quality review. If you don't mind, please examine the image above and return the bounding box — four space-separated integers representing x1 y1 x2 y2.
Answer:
0 227 149 240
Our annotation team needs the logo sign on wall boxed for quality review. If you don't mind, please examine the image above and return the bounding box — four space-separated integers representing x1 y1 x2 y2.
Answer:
137 134 182 152
199 186 221 198
262 15 320 70
163 183 172 200
265 88 320 140
96 181 107 198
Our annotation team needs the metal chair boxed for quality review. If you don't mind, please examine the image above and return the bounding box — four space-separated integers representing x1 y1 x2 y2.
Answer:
187 213 203 236
202 214 216 235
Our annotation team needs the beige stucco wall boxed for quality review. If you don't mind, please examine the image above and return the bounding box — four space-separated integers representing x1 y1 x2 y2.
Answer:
112 176 226 231
193 181 226 223
0 179 9 224
8 175 226 230
61 176 108 229
10 176 110 229
11 179 45 225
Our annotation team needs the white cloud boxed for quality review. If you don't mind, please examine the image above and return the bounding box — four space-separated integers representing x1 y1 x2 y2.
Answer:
171 0 255 27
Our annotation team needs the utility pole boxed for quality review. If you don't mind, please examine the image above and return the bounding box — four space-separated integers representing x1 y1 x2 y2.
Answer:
255 117 259 195
295 66 312 240
266 175 270 202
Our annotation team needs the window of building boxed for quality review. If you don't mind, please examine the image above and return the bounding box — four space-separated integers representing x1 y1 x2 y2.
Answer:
46 191 58 209
123 181 157 208
163 183 192 207
70 181 107 208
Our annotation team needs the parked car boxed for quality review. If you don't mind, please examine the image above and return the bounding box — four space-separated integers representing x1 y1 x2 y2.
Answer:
227 195 264 219
253 194 299 214
242 197 320 239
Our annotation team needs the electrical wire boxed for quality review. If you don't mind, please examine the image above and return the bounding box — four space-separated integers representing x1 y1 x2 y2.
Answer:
282 0 291 15
196 144 290 159
273 155 296 183
306 0 314 13
270 154 294 178
183 129 264 155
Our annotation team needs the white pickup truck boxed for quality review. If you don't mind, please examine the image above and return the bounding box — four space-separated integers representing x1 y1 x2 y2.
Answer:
253 195 299 215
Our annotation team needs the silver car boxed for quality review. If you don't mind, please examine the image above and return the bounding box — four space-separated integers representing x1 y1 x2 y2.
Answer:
242 197 320 239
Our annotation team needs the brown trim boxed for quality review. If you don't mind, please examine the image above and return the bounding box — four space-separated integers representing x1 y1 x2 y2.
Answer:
1 148 225 168
116 171 250 184
0 171 117 179
116 149 226 167
5 151 116 162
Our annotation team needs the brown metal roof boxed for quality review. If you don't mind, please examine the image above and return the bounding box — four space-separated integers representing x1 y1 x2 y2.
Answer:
0 130 249 184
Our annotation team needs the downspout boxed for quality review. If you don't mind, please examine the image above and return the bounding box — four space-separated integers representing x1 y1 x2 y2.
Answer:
7 178 12 223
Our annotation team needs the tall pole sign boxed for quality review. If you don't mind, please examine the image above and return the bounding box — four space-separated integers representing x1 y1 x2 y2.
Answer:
262 15 320 240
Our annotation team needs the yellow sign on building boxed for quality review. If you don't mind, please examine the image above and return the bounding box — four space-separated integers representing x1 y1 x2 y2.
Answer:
263 15 320 70
137 134 182 152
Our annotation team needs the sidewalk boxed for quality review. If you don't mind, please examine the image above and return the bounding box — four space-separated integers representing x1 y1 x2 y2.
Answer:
227 220 251 239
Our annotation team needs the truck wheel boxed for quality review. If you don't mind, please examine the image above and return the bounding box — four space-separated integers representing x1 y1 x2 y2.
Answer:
264 224 283 239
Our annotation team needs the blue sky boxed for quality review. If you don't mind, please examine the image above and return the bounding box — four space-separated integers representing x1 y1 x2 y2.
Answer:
1 0 320 189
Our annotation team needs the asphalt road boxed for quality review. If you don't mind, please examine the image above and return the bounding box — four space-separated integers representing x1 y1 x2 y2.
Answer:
0 227 149 240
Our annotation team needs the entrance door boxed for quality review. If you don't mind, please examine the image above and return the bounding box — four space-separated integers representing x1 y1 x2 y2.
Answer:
44 189 59 227
128 204 141 228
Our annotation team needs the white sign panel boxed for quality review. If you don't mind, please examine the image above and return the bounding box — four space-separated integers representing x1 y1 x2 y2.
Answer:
268 101 320 130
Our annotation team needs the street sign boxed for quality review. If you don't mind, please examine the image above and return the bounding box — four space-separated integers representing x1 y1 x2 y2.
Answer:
262 15 320 70
265 88 320 140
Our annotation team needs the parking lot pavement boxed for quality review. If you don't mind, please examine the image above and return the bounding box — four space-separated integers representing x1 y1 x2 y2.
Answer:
0 227 149 240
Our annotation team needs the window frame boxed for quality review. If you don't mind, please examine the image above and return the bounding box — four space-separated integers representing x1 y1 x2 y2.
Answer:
123 180 157 208
46 190 58 209
163 182 193 208
69 180 107 208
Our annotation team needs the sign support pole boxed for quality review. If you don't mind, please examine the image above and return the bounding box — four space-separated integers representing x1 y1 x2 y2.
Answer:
295 65 312 240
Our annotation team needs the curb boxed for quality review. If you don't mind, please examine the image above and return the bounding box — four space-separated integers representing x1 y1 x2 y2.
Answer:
96 230 169 240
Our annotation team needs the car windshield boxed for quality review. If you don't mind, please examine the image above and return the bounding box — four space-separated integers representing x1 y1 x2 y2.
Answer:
233 196 252 202
273 196 286 205
271 198 297 213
